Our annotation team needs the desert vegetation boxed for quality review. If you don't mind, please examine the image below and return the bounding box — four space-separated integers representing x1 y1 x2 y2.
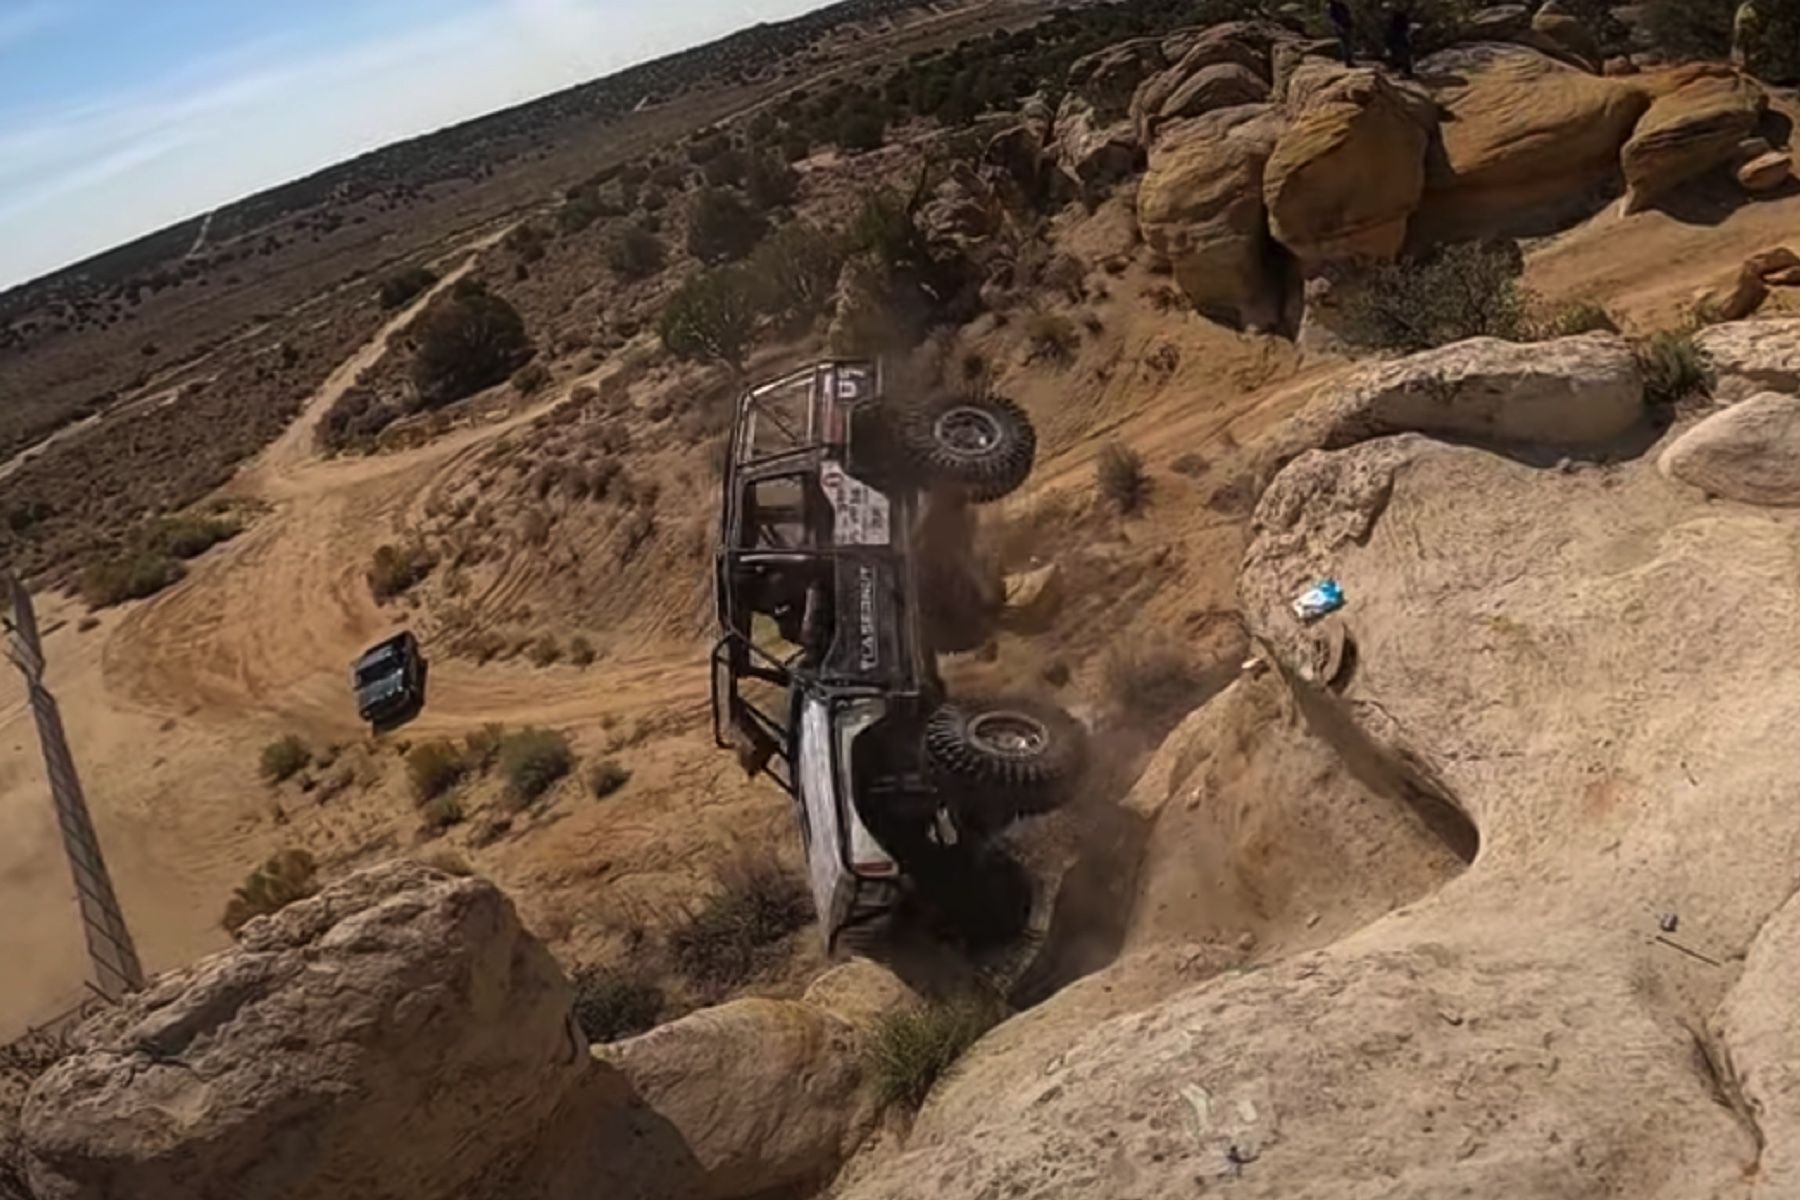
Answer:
866 999 1000 1110
669 857 812 993
220 849 318 933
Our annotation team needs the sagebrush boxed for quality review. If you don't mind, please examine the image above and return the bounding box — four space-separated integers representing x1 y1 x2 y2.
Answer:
670 858 811 990
499 727 573 804
221 849 318 933
572 967 664 1042
1339 242 1532 353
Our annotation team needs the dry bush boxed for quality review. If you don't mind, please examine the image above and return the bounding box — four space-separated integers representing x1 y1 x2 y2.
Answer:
866 999 1000 1110
1531 300 1617 339
463 723 505 770
1025 312 1079 366
406 739 466 801
419 849 474 876
511 360 551 395
260 734 311 783
80 512 240 608
420 793 466 832
588 758 631 798
378 266 438 310
687 187 767 265
670 858 811 991
1096 442 1149 514
568 635 597 666
608 225 667 280
367 541 436 602
221 849 318 934
521 509 552 547
659 266 756 368
499 727 573 805
572 967 664 1043
529 634 562 667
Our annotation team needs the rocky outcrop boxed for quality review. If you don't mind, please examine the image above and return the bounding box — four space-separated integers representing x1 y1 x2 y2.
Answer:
1739 149 1794 192
1466 3 1532 40
1055 41 1167 198
1697 317 1800 401
1138 105 1285 329
1693 247 1800 323
1622 69 1766 213
1415 43 1649 240
983 96 1056 202
1661 391 1800 505
1276 332 1645 459
1263 67 1432 268
1715 890 1800 1198
1132 23 1274 145
598 996 883 1200
21 862 587 1200
1530 1 1600 70
917 166 1000 252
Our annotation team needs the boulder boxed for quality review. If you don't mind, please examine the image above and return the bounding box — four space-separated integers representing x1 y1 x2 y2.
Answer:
800 958 919 1031
1065 38 1166 123
1466 3 1532 40
1414 43 1650 240
1622 69 1766 213
21 862 589 1200
598 998 879 1200
1530 3 1601 70
1277 333 1645 459
1263 69 1433 267
1694 249 1800 322
1714 890 1800 1197
1138 105 1286 329
1053 94 1143 199
1159 18 1294 66
1697 318 1800 402
1739 149 1794 193
1132 24 1272 144
918 166 1000 251
1000 561 1063 632
1603 54 1639 75
983 96 1055 201
1661 392 1800 506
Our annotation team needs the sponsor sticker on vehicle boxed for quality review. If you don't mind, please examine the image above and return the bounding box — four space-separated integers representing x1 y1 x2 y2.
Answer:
820 463 891 547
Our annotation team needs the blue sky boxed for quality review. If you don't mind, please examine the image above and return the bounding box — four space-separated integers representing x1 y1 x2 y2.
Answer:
0 0 824 288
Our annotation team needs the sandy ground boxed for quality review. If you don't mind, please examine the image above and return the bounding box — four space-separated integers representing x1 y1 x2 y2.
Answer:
4 166 1800 1040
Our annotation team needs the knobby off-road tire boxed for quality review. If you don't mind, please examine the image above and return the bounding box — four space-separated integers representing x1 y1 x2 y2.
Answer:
925 697 1086 820
901 393 1036 503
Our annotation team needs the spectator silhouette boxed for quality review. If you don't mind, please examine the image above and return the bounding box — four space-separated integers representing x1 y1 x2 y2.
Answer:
1385 5 1415 77
1328 0 1355 66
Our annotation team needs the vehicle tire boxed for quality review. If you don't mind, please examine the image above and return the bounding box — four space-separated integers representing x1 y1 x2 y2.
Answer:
901 393 1036 503
924 697 1086 817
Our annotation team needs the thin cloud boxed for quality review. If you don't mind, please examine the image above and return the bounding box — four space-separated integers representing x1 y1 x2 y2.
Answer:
0 0 67 52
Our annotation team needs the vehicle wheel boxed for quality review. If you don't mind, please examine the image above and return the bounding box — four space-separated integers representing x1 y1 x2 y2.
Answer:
901 394 1036 503
925 697 1086 817
909 842 1032 948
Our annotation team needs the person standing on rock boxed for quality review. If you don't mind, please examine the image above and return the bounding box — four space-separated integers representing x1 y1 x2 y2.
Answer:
1328 0 1356 66
1385 5 1415 77
1732 0 1761 72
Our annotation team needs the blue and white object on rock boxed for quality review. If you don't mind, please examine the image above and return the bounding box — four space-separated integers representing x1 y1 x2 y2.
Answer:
1292 578 1345 622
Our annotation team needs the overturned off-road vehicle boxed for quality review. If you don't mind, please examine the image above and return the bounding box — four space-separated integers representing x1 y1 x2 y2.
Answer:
711 359 1087 947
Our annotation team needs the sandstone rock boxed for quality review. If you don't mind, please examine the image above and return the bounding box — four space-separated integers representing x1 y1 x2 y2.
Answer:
1622 69 1765 213
1661 392 1800 506
1415 43 1650 240
1132 23 1273 144
984 106 1054 202
1698 318 1800 402
800 958 919 1031
1739 149 1794 193
22 862 587 1200
1603 54 1638 75
1714 890 1800 1197
599 998 876 1200
1264 68 1431 267
1066 38 1166 123
1467 3 1532 39
1772 266 1800 287
1053 94 1142 199
1278 333 1645 459
1695 263 1772 323
918 167 1000 250
1138 105 1285 329
1159 18 1293 66
1000 561 1063 632
1530 3 1601 70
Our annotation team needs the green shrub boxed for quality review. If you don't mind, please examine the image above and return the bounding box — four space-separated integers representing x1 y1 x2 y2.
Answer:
687 187 768 264
410 283 532 407
747 222 844 322
377 266 438 309
367 541 436 602
866 1000 1000 1110
837 109 887 152
1096 442 1149 514
659 267 757 368
221 849 318 933
745 155 800 209
703 146 749 187
260 735 311 783
670 858 811 990
1638 330 1709 408
608 225 666 280
588 758 631 798
143 513 240 558
407 739 466 801
1338 241 1532 353
572 967 663 1042
499 727 573 804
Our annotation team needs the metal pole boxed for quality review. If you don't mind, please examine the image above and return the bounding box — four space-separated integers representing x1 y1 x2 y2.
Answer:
3 572 145 1000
